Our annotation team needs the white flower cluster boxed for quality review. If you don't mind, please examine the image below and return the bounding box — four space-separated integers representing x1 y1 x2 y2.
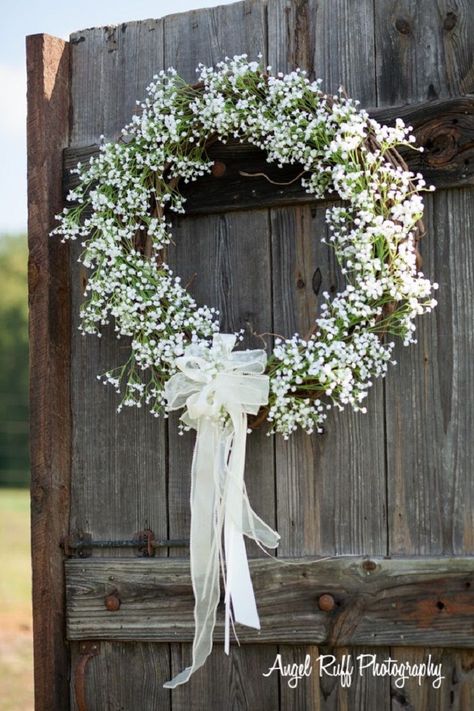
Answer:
52 55 437 437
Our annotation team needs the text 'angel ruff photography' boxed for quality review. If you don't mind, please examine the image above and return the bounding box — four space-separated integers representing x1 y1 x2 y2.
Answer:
263 653 445 691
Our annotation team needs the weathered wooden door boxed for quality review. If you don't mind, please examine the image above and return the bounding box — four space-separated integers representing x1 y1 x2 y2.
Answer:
28 1 474 709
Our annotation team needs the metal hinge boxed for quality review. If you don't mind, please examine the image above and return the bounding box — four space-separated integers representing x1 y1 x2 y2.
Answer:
74 641 100 711
61 529 189 557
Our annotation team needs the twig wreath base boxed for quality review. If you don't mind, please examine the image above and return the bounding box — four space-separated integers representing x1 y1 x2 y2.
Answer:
53 55 438 438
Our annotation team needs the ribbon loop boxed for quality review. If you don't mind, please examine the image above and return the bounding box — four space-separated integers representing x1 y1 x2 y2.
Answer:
163 333 280 689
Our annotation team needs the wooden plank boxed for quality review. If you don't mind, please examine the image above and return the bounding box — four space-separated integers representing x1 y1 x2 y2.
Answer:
162 2 279 705
68 20 171 710
268 0 386 556
387 647 474 711
374 0 474 105
62 94 474 215
69 21 168 552
70 642 170 711
375 1 474 558
268 2 389 707
26 33 71 711
65 556 474 646
375 3 474 708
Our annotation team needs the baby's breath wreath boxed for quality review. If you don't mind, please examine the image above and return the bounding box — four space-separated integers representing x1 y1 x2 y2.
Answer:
54 55 438 688
55 55 437 437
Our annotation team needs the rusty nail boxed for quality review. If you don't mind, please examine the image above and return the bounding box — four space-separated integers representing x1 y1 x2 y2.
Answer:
362 559 377 572
104 591 121 611
211 160 226 177
318 593 336 612
145 529 154 557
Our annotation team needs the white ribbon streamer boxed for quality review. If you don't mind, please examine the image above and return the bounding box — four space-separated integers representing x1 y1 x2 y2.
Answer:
163 333 280 688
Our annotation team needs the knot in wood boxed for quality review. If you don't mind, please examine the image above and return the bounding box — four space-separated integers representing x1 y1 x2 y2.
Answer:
443 12 457 31
395 17 411 35
424 129 458 166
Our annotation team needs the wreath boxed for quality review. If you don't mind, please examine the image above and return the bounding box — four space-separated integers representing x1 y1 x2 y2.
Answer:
54 55 438 688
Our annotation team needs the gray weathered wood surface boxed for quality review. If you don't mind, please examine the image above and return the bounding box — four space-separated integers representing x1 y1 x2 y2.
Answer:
26 33 71 711
68 17 171 711
41 0 474 709
66 556 474 646
62 94 474 212
378 3 474 710
162 5 280 708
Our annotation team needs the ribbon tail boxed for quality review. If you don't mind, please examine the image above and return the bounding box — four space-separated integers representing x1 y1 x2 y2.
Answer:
223 410 261 642
242 487 280 549
164 419 221 689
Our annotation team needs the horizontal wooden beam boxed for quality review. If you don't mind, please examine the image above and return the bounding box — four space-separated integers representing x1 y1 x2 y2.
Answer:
66 556 474 647
63 96 474 215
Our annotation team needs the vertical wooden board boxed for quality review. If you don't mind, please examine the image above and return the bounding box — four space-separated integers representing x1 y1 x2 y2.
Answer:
163 0 268 84
317 647 392 711
169 645 281 710
268 2 389 707
389 647 474 711
268 0 375 100
70 19 164 145
270 206 387 557
374 0 474 105
271 206 389 708
268 0 386 556
69 19 168 548
374 1 474 558
71 642 171 711
384 191 474 556
277 645 393 711
27 33 71 711
68 19 171 708
277 645 321 711
375 3 474 705
162 2 279 706
167 212 276 552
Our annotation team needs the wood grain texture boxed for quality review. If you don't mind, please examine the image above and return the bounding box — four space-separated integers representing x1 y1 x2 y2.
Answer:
66 556 474 646
384 190 474 557
162 3 279 706
388 647 474 711
56 2 474 709
268 0 386 558
270 205 387 558
375 0 474 105
375 4 474 708
268 3 386 706
27 33 71 711
63 95 474 216
68 19 171 709
375 0 474 558
70 642 171 711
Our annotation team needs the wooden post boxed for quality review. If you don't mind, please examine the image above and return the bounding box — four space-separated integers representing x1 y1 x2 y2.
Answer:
27 34 71 711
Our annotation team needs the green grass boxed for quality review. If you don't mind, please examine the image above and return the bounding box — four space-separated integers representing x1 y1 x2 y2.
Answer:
0 488 34 711
0 488 31 609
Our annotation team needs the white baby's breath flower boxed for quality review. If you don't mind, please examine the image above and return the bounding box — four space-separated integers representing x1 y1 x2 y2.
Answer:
52 55 436 436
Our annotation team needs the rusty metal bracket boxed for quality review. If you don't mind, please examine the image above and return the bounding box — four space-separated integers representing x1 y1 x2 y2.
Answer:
74 641 100 711
62 531 92 558
61 529 189 557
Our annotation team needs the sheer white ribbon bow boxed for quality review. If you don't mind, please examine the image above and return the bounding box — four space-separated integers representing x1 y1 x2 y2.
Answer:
163 333 280 689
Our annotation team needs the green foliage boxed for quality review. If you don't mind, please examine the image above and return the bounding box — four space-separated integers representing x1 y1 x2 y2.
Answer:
0 234 29 487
